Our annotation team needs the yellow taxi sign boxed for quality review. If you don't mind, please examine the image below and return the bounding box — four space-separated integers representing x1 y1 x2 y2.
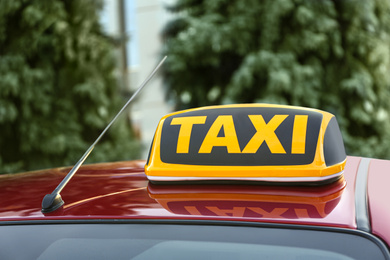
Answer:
145 104 346 183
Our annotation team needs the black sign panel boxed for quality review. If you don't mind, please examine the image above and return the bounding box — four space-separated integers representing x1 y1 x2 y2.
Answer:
160 107 322 166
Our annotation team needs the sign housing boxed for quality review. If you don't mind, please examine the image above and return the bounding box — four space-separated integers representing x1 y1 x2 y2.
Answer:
145 104 346 183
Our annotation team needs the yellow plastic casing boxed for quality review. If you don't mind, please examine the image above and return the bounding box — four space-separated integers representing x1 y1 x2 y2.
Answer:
145 104 346 183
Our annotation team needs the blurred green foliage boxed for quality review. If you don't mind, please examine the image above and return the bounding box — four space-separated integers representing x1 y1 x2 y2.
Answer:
162 0 390 158
0 0 139 174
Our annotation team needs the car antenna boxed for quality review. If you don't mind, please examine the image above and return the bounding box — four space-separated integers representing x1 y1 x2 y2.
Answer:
41 56 167 213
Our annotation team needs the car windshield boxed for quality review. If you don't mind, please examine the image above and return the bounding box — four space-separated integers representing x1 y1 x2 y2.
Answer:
0 222 388 260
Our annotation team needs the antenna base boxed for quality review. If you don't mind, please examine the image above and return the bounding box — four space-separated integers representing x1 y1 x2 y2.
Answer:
41 193 64 213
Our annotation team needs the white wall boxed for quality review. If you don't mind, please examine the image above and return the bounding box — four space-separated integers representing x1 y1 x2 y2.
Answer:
101 0 175 158
129 0 175 158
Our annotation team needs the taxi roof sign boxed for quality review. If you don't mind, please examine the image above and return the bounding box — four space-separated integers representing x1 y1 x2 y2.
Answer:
145 104 346 183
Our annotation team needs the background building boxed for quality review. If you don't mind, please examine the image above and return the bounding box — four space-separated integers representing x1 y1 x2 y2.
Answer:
102 0 175 157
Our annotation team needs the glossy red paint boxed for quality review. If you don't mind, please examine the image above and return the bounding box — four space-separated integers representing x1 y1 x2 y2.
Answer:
0 157 360 230
0 161 152 219
367 159 390 247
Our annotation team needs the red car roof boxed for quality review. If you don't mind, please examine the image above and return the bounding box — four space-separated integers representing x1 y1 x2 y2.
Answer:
0 156 389 247
367 158 390 247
